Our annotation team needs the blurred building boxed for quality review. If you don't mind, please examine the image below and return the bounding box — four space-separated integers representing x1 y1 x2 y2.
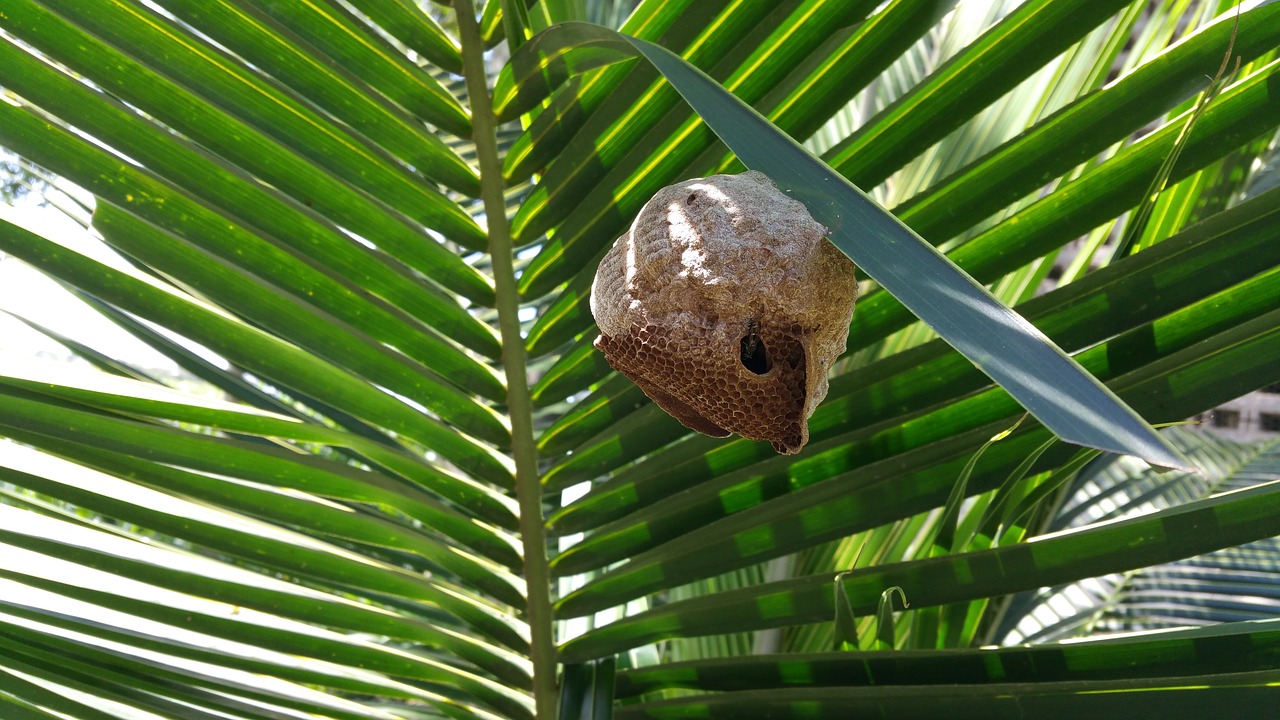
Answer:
1191 383 1280 442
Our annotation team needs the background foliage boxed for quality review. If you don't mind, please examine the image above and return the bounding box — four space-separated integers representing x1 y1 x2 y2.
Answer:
1 0 1279 718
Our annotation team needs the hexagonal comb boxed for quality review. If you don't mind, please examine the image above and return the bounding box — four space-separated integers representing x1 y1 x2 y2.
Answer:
590 171 857 454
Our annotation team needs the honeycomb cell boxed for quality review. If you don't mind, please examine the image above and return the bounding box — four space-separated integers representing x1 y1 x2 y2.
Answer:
590 171 857 454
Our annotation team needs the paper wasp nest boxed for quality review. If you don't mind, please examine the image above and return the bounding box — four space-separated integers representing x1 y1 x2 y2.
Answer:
590 171 857 454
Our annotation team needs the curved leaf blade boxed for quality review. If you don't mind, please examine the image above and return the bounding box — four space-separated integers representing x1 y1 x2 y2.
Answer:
506 21 1188 470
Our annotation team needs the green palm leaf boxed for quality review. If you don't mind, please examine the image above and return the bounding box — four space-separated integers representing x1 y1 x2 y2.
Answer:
2 1 1279 718
996 428 1280 642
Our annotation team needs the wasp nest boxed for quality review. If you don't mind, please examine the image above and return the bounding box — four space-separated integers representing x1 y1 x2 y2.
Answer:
590 170 857 454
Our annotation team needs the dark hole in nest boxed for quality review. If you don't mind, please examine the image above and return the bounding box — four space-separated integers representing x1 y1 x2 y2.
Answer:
740 331 770 375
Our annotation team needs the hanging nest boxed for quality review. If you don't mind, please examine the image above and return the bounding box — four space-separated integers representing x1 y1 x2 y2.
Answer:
590 170 857 454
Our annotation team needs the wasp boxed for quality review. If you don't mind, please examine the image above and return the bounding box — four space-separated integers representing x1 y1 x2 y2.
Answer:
742 318 761 359
740 318 769 374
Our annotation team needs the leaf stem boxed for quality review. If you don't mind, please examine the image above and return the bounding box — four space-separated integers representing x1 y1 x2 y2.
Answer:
455 2 557 717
